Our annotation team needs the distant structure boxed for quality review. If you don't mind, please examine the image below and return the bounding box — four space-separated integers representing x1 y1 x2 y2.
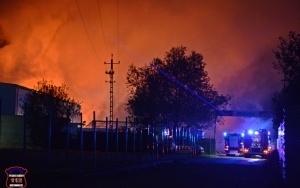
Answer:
0 82 81 149
105 54 120 129
218 110 274 118
0 82 30 116
0 82 30 148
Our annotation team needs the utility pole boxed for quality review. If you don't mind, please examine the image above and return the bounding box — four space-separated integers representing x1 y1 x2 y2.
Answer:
105 54 120 129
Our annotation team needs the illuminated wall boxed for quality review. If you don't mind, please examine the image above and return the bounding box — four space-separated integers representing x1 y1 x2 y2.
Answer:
0 115 24 148
0 83 29 148
0 82 30 116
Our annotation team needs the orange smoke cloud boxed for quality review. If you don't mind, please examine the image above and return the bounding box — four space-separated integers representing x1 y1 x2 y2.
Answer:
1 0 300 124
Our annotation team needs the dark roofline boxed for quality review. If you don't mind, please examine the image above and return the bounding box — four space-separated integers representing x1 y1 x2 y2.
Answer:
0 82 33 91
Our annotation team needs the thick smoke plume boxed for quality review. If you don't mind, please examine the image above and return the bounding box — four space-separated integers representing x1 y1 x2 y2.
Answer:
0 0 300 129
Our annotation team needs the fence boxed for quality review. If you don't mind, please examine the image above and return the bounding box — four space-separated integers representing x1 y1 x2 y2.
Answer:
0 110 215 175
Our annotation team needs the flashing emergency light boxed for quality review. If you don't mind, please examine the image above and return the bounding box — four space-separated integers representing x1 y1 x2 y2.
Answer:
164 129 169 136
224 145 229 151
254 131 259 135
268 131 271 135
241 133 245 137
278 130 284 136
248 130 253 135
223 132 227 137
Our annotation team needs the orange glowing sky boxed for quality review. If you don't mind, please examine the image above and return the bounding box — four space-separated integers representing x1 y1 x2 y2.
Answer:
1 0 300 123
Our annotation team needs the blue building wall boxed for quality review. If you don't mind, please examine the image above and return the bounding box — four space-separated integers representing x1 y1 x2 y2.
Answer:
0 83 17 115
0 82 30 116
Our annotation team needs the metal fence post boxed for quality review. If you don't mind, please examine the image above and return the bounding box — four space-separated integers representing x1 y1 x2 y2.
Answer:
93 111 96 171
105 117 108 163
48 105 52 176
116 118 119 162
133 117 136 160
23 103 28 163
80 113 83 170
161 125 164 156
156 127 158 159
140 122 143 154
125 117 128 161
147 124 150 161
152 126 155 161
65 109 70 164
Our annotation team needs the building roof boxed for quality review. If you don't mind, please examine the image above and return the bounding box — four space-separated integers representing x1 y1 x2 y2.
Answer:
0 82 32 91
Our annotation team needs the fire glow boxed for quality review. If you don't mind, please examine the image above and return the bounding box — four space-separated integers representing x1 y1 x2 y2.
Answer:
1 0 300 122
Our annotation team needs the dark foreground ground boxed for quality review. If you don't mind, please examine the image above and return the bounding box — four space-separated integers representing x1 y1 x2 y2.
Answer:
95 161 276 188
0 149 284 188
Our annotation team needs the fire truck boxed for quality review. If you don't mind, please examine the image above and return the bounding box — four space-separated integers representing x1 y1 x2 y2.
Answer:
243 129 271 158
223 132 244 156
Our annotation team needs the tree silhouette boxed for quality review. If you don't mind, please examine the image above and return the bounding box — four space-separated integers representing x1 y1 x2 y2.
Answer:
272 31 300 128
126 46 231 130
273 31 300 87
22 79 81 148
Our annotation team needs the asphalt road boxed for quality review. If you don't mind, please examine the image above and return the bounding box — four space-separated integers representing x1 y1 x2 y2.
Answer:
95 155 271 188
26 155 284 188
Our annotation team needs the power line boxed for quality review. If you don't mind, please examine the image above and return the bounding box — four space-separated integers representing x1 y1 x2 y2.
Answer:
76 0 101 61
116 0 120 108
97 0 109 57
117 0 120 62
150 63 223 115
